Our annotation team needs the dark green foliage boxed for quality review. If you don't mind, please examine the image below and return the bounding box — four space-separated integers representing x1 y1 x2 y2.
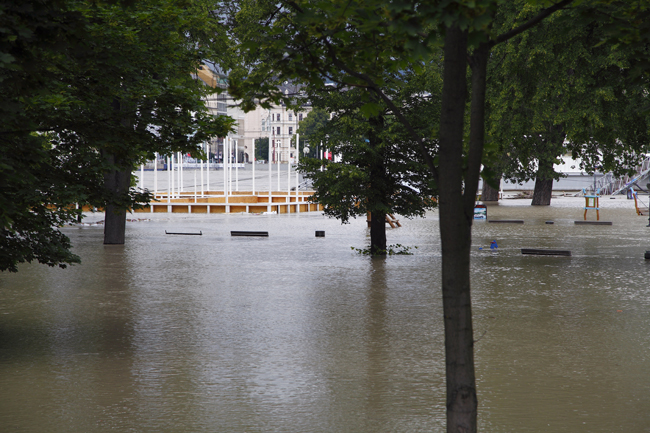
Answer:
254 137 269 161
297 108 329 157
0 134 84 272
351 244 417 255
487 2 650 194
299 84 438 225
0 0 234 270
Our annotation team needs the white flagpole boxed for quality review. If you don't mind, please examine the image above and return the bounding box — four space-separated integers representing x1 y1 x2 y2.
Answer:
252 139 256 195
154 153 158 196
296 134 300 213
268 121 272 212
177 152 180 194
223 139 227 200
226 137 230 200
172 153 176 198
206 142 210 195
228 137 232 197
167 155 171 202
287 139 291 198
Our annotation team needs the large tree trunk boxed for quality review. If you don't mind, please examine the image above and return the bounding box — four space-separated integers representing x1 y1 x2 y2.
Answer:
531 159 554 205
369 211 387 255
438 26 478 433
368 115 387 256
481 175 501 202
103 153 132 245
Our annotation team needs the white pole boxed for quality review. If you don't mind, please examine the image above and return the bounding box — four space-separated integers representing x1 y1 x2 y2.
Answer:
287 140 291 198
206 142 210 195
228 137 232 197
140 164 144 190
235 139 239 192
154 152 158 196
194 170 197 203
223 139 227 200
252 139 256 195
200 144 204 197
277 142 281 190
230 137 233 198
320 141 324 172
268 121 272 212
167 155 171 202
296 133 300 213
177 152 180 194
171 153 176 198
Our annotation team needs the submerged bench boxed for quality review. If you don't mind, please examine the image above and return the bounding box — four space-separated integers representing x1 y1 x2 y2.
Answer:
165 230 202 235
488 219 524 224
231 231 269 237
521 249 571 256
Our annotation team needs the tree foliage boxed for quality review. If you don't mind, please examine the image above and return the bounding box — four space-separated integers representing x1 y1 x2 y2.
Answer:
298 71 440 216
0 0 235 270
254 136 269 161
297 108 329 158
486 2 650 204
299 81 439 253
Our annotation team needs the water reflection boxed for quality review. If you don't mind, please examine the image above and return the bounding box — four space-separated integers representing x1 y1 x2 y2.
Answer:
1 198 649 432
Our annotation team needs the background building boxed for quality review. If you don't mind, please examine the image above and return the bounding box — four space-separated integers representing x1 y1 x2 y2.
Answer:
242 90 312 163
196 66 245 163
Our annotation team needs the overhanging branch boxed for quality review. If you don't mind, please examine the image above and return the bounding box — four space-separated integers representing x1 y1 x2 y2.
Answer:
493 0 576 46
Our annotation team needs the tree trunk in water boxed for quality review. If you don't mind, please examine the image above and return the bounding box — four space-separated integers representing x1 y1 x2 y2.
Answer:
368 115 387 256
481 176 501 202
438 26 477 433
531 159 554 205
103 153 132 244
370 211 386 255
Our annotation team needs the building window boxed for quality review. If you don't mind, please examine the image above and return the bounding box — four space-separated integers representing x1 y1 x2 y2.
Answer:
298 113 303 121
277 126 281 135
276 113 281 121
288 113 293 121
288 127 293 135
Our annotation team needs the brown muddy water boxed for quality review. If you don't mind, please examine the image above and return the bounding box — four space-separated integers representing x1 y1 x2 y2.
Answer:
1 196 649 432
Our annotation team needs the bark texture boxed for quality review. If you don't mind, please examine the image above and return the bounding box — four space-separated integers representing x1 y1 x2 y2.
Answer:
368 115 388 256
103 152 132 245
438 27 478 433
481 176 501 201
531 159 554 205
369 211 387 255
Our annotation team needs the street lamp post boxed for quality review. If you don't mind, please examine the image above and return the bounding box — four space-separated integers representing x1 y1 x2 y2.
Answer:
647 182 650 227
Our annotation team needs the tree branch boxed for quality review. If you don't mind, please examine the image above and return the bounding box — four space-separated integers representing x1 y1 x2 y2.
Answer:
493 0 576 46
322 39 439 181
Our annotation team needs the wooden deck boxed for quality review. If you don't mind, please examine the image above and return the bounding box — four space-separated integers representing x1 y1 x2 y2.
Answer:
132 190 322 214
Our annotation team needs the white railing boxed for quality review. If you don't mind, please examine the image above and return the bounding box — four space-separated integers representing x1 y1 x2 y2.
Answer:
141 161 244 170
583 156 650 195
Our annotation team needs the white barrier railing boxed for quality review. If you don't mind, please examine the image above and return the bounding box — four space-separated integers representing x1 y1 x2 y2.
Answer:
583 156 650 196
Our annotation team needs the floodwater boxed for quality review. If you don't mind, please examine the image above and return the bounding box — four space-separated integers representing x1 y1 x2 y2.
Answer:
1 196 649 433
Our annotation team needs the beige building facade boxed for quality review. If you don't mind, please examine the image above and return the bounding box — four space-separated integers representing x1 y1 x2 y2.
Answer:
242 103 312 163
198 68 311 164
